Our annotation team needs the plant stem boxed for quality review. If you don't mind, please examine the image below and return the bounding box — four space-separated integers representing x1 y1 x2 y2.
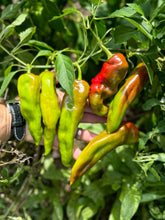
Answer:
0 44 27 67
90 29 113 59
74 62 82 80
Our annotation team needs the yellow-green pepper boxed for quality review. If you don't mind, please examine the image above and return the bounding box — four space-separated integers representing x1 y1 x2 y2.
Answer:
17 73 43 145
70 122 139 185
40 71 61 155
58 79 90 167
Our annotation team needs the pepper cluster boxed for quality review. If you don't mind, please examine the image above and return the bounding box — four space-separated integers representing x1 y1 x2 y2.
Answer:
18 71 61 156
17 53 149 185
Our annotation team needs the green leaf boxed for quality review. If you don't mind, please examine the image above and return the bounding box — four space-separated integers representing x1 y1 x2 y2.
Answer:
0 13 28 42
55 53 75 99
66 193 79 220
12 27 36 53
4 64 13 77
109 6 136 17
0 1 24 20
11 12 28 26
83 183 105 209
31 50 52 64
0 70 19 97
114 25 137 44
138 131 153 150
19 27 36 45
127 3 144 16
36 50 52 58
52 197 63 220
109 196 121 220
120 184 142 220
124 17 152 40
27 40 54 51
51 7 83 22
154 120 165 133
150 2 165 21
142 98 161 110
141 193 165 203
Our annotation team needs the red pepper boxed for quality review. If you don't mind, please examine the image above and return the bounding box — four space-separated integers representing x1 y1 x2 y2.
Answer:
89 53 129 116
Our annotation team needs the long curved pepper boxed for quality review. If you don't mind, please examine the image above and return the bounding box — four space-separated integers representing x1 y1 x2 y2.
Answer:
58 79 90 167
89 53 129 116
70 122 139 185
40 71 61 156
107 63 149 134
17 73 43 145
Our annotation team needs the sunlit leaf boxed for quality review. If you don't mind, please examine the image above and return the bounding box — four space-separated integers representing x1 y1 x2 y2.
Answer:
55 53 75 100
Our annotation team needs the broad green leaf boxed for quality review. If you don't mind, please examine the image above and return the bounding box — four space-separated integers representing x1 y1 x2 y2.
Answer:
81 205 97 220
83 183 105 209
124 17 152 41
27 40 54 51
141 193 165 203
35 50 52 58
0 26 14 42
0 13 27 42
55 53 75 99
19 27 36 45
127 3 144 16
0 1 24 20
142 98 161 110
109 196 121 220
0 70 20 97
31 50 52 64
52 197 63 220
150 2 165 21
138 131 155 150
109 6 136 18
76 197 97 219
114 25 137 44
4 64 13 77
11 12 28 26
154 120 165 133
66 193 79 220
120 184 142 220
12 27 36 53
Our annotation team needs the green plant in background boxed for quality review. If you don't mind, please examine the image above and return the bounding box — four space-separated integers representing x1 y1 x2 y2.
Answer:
0 0 165 219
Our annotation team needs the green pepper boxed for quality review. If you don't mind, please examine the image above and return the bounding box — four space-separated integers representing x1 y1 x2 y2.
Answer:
70 122 139 185
107 63 149 134
17 73 43 145
89 53 129 116
58 79 90 167
40 71 61 156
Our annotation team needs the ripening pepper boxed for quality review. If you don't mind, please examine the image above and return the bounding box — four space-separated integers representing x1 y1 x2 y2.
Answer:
40 71 61 156
70 122 139 185
17 73 43 145
107 63 149 134
89 53 129 116
58 79 90 167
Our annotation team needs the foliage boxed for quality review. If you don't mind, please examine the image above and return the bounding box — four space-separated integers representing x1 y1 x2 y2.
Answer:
0 0 165 219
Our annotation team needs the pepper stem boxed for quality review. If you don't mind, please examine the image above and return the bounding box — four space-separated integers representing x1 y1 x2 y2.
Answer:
90 29 113 59
26 64 32 73
74 62 82 80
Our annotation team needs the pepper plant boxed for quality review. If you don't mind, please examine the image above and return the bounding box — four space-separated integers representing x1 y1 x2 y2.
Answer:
0 0 165 220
